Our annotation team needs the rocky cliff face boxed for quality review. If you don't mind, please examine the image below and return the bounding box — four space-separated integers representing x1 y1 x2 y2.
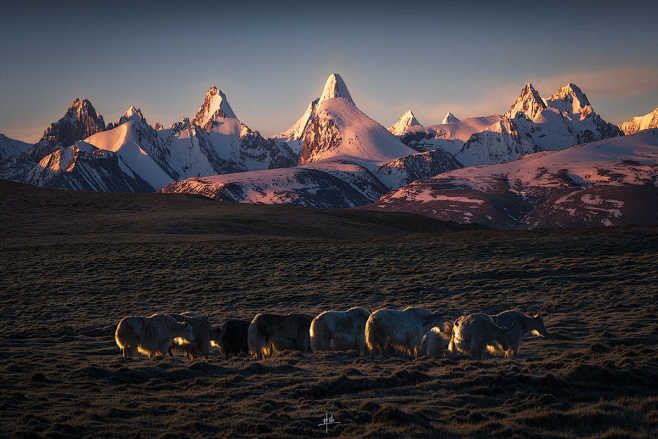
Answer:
273 99 319 155
25 143 153 192
239 123 298 170
30 98 105 160
376 149 462 189
300 116 343 164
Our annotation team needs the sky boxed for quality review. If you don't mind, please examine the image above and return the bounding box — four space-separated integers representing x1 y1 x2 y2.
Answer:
1 0 657 142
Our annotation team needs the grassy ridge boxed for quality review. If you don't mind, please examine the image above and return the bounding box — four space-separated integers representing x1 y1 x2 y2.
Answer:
0 180 474 243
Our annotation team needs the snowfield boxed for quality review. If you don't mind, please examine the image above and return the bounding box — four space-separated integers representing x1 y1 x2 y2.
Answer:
161 167 380 208
81 121 174 189
370 129 658 228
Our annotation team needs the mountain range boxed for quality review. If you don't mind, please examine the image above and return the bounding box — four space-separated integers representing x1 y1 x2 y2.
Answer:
1 73 656 228
389 83 623 166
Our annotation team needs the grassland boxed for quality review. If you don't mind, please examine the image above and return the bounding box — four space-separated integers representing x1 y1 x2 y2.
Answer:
1 180 657 438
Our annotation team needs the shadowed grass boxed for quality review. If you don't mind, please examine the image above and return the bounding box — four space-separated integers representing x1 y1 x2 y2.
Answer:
1 181 657 438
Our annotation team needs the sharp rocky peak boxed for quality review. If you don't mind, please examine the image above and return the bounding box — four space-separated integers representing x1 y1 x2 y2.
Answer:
65 98 103 124
69 97 93 110
192 86 237 130
318 73 354 105
30 97 105 160
122 105 145 122
553 83 590 103
442 112 460 124
506 83 547 120
548 83 592 116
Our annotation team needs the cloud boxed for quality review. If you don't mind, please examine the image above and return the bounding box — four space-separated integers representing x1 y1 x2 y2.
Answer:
419 65 658 125
533 66 658 99
1 123 45 143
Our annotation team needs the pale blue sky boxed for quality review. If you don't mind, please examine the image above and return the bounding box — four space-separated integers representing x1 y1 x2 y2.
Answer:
2 0 657 142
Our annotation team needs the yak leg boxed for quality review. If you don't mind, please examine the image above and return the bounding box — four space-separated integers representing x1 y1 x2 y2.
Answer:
471 340 483 360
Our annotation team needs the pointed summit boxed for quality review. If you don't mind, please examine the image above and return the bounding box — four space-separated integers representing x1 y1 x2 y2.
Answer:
547 83 593 117
104 106 148 130
192 86 237 130
505 83 546 121
318 73 354 105
388 109 422 135
124 105 141 118
553 83 590 106
300 73 414 166
441 112 460 124
121 106 145 123
30 97 105 160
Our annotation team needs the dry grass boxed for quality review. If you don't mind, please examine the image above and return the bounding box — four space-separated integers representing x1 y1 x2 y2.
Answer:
1 181 657 438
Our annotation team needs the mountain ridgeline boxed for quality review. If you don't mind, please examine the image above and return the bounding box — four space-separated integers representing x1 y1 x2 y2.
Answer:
2 73 656 228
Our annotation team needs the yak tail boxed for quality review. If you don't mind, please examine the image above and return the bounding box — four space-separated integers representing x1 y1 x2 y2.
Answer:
439 321 453 340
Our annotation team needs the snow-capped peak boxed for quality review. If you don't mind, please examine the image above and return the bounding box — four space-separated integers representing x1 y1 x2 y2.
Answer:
505 83 546 120
192 86 237 129
441 112 460 124
122 105 145 122
103 105 148 129
619 108 658 135
318 73 354 105
300 73 415 167
547 83 593 118
388 109 422 135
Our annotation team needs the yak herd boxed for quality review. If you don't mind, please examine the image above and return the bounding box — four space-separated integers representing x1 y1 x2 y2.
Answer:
114 307 550 362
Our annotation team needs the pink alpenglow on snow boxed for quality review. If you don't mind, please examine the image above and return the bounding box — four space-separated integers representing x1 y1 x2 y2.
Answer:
388 109 423 136
192 86 238 130
371 129 658 228
619 108 658 135
300 73 415 167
